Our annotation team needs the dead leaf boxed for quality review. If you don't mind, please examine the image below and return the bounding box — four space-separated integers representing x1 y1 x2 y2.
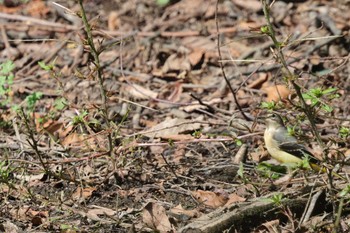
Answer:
141 117 201 139
192 190 227 208
169 204 200 219
165 82 183 102
188 49 204 67
124 83 158 100
1 221 20 233
263 84 290 102
28 209 49 226
142 202 173 233
27 0 50 17
13 173 45 183
248 73 268 89
72 187 97 202
162 53 191 73
182 36 216 53
61 133 101 149
224 193 246 206
108 11 120 30
255 219 279 233
86 206 116 221
232 0 262 12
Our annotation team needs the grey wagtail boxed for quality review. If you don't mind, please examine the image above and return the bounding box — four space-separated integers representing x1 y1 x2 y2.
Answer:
264 113 323 172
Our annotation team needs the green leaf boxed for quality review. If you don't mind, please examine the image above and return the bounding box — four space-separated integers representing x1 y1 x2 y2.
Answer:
25 92 43 111
156 0 170 6
260 25 269 34
260 101 276 110
0 60 15 74
270 193 283 205
339 127 350 138
321 104 333 113
322 87 337 94
237 162 244 179
38 61 53 71
257 162 286 179
54 98 68 110
339 185 350 197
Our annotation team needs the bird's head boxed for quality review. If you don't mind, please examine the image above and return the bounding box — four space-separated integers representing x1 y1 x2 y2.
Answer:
265 113 285 128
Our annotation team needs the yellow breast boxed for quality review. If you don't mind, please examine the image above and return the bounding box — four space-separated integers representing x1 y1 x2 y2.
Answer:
264 127 302 164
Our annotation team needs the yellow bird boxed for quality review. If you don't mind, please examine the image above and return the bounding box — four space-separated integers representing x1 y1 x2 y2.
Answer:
264 113 325 173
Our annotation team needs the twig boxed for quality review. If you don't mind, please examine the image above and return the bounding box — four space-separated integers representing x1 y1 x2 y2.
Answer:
215 0 249 121
161 152 178 179
0 12 78 30
78 0 113 156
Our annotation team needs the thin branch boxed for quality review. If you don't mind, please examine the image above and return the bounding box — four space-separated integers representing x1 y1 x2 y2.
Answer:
215 0 249 121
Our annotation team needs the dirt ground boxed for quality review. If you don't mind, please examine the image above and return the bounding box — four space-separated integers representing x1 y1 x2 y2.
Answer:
0 0 349 232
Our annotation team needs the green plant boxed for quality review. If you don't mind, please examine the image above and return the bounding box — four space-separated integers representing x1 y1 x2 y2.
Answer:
78 0 114 156
54 97 68 111
25 92 43 112
156 0 170 6
192 129 202 139
235 138 242 146
237 162 245 180
339 126 350 139
71 110 88 126
298 155 312 170
0 160 11 183
269 193 284 206
38 60 56 71
0 60 15 106
60 224 79 231
256 162 285 179
302 87 339 113
339 185 350 198
260 101 278 111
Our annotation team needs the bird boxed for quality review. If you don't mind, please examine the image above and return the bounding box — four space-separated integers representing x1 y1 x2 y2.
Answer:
264 113 328 173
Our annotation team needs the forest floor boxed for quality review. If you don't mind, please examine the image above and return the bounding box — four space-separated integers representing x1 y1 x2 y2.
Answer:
0 0 349 232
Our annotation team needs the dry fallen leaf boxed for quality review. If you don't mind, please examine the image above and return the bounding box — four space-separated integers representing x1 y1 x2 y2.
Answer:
188 49 204 67
224 193 246 206
169 204 200 219
72 187 97 203
141 117 201 139
86 206 116 222
192 190 227 208
1 221 20 233
162 53 191 73
232 0 262 12
124 83 158 100
263 84 290 102
142 202 173 233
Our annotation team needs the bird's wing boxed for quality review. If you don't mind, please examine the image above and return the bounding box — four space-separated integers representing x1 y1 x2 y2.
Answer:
273 126 317 163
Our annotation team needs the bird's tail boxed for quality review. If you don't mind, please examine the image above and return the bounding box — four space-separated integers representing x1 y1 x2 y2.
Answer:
310 163 345 180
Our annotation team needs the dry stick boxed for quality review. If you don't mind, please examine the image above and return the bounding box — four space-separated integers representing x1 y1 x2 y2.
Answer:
215 0 249 121
333 196 345 233
190 93 216 113
20 108 49 173
0 12 78 30
78 0 113 157
161 152 178 179
300 189 323 225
